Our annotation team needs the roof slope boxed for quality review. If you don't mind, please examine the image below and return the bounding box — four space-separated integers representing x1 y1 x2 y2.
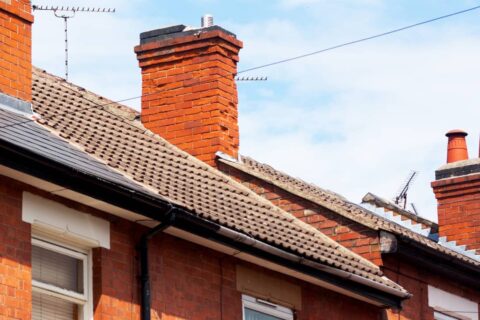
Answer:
0 107 154 196
29 67 406 294
219 155 480 267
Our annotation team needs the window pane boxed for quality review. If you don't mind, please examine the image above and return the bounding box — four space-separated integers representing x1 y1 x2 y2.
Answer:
32 245 84 293
32 291 77 320
245 308 283 320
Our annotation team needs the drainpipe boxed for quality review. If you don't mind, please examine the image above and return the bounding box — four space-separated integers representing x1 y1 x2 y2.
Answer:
139 207 176 320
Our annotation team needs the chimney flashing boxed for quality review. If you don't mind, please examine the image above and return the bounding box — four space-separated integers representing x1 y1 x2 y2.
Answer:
139 25 237 45
0 92 32 115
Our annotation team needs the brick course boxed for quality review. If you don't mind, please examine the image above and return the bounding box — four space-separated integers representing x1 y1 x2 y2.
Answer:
136 28 242 166
0 0 33 102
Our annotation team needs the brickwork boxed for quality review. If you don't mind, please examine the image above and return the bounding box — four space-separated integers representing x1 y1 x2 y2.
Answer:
135 28 243 166
219 163 383 265
0 0 33 102
432 173 480 251
0 175 31 320
0 173 384 319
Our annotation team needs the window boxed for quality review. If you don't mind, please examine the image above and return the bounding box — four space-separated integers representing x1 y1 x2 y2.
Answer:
428 285 478 320
31 238 92 320
242 295 293 320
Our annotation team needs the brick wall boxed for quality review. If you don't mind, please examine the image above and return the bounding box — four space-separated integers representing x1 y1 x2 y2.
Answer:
0 173 383 319
432 173 480 251
0 0 33 102
135 27 242 166
0 175 31 320
219 163 383 265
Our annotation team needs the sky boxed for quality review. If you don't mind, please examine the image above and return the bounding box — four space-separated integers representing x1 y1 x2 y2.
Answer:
32 0 480 222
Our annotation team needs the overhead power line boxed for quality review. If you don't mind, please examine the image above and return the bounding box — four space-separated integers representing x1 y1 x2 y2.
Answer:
2 3 480 131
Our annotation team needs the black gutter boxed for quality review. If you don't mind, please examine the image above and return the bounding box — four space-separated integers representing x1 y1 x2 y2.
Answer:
0 140 405 308
388 235 480 289
139 208 176 320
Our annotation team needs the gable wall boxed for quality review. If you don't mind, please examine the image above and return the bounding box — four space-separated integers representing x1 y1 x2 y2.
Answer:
0 173 382 319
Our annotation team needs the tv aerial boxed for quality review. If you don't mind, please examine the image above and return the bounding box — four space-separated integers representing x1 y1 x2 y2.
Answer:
32 5 116 80
393 171 418 210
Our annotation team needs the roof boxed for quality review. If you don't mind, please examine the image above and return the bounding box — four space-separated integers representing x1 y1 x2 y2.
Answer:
23 67 407 296
219 155 480 267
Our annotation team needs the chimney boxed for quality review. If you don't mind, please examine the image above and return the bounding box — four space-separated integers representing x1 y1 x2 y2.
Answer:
432 129 480 251
134 20 243 167
0 0 33 106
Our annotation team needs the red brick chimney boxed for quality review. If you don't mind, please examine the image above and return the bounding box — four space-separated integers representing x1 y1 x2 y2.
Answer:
432 130 480 251
0 0 33 103
135 22 243 167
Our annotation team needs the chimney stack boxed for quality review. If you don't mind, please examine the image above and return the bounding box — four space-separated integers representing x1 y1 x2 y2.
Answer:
432 129 480 252
446 129 469 163
0 0 33 105
135 22 243 167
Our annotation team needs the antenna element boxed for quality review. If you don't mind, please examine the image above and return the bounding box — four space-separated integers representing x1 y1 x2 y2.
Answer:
393 171 418 209
32 5 116 80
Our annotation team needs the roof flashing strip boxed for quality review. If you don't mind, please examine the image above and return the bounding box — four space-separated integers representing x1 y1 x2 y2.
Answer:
0 92 33 116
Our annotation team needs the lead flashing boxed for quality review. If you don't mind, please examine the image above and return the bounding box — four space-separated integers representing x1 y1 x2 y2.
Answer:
0 92 33 116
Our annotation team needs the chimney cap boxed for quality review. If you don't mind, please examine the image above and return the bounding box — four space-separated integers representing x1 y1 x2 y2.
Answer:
446 129 468 137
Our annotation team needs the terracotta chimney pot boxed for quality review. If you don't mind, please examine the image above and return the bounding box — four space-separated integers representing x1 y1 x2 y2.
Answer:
446 129 468 163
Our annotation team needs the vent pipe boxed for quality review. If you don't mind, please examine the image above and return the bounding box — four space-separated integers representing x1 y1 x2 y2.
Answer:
201 14 214 28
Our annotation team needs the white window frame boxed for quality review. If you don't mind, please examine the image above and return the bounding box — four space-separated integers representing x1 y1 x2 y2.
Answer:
32 237 93 320
242 294 293 320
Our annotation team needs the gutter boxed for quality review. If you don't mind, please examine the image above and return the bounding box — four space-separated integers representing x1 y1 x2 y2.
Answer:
0 139 408 308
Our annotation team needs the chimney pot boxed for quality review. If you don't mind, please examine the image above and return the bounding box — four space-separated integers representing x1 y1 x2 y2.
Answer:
445 129 469 163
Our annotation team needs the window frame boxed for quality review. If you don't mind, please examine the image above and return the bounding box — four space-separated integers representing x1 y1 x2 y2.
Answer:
31 237 93 320
242 294 293 320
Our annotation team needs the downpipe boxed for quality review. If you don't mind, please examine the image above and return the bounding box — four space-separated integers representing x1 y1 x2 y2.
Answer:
139 207 176 320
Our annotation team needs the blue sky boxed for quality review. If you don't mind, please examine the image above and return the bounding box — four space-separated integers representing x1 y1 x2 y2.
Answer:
32 0 480 221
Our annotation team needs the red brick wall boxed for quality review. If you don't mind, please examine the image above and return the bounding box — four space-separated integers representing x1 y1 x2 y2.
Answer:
432 173 480 251
219 164 383 265
135 29 242 166
0 0 33 102
0 176 31 320
0 173 383 319
382 255 480 320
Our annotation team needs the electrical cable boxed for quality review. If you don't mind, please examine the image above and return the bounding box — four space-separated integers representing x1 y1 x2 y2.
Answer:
2 3 480 132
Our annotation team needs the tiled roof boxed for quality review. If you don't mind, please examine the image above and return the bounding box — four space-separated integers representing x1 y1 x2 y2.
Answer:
28 67 407 295
219 155 480 267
